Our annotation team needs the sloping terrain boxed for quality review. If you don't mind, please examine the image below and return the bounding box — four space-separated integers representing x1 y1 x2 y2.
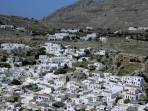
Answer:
43 0 148 29
0 15 47 30
0 15 49 46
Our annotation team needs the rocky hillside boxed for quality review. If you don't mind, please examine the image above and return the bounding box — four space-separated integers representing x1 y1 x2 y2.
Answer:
43 0 148 29
0 15 48 31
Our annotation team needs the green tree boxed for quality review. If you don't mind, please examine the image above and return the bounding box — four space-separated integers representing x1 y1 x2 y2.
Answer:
1 55 7 62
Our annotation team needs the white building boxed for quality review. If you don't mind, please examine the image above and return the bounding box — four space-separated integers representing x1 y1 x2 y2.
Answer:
66 81 80 92
39 55 50 63
0 25 14 29
64 103 75 111
0 68 9 74
42 43 62 55
0 43 30 53
16 27 26 32
128 27 138 31
94 50 106 56
21 94 34 105
122 85 143 101
50 74 66 89
61 28 79 33
81 33 97 41
48 33 69 41
102 83 124 107
111 105 128 111
86 26 93 30
99 37 108 43
93 62 104 70
121 76 145 87
50 55 73 68
34 93 51 102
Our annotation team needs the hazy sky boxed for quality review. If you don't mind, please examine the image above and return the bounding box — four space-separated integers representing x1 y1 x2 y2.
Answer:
0 0 77 19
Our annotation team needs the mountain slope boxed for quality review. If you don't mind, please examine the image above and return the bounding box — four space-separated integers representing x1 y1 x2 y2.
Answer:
0 15 48 30
43 0 148 29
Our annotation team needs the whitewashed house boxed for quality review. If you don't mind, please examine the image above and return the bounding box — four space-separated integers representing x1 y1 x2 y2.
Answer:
48 33 69 41
2 103 16 111
42 43 62 55
123 92 139 101
81 33 97 41
50 55 73 68
66 81 80 92
101 83 124 107
94 50 106 56
61 28 79 33
99 37 108 43
50 74 66 89
0 25 14 29
122 85 143 101
96 105 106 111
64 103 75 111
39 55 50 63
124 85 142 95
34 93 51 102
0 68 9 74
93 62 104 70
128 27 138 31
138 27 148 30
21 94 34 105
111 105 128 111
0 43 30 53
86 26 93 30
72 97 84 105
76 48 86 57
38 55 63 71
121 76 145 87
82 79 98 90
38 86 52 94
16 27 26 32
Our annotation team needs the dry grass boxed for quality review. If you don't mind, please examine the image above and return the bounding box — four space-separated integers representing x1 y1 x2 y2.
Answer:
50 37 148 56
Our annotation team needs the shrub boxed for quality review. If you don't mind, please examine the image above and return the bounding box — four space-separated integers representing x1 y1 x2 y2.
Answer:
0 63 11 68
54 68 67 74
11 79 22 85
89 65 96 71
0 56 7 62
124 99 131 104
25 84 39 92
73 61 88 68
84 49 91 56
7 95 19 103
22 59 36 66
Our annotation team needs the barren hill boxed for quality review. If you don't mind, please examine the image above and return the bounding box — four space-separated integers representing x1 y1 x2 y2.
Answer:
43 0 148 29
0 15 47 30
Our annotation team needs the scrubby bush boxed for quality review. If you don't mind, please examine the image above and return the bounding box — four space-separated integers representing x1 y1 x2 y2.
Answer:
0 63 11 68
124 99 131 104
11 79 22 85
